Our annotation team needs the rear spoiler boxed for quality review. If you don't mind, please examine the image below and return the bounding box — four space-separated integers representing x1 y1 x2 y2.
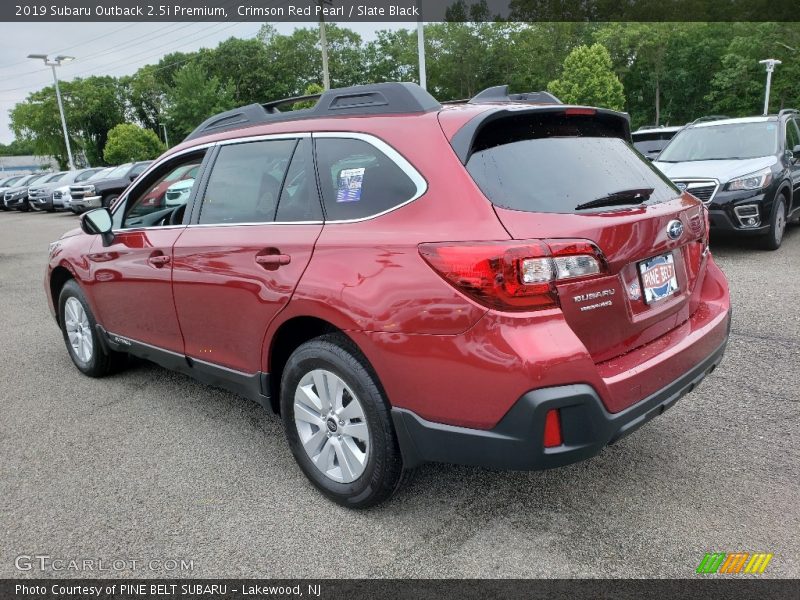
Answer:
450 105 632 164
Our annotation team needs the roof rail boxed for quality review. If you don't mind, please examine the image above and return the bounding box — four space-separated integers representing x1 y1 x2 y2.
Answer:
691 115 730 124
184 82 442 142
468 85 562 105
778 108 798 117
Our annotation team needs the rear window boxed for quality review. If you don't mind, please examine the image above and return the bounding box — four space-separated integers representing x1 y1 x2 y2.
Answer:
466 114 677 213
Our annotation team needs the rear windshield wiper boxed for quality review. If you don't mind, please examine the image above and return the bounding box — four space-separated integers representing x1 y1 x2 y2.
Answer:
574 188 654 211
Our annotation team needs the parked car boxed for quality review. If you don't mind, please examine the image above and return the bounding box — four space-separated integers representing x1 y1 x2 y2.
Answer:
138 163 200 210
0 175 26 210
44 168 105 212
63 167 114 213
631 125 684 160
68 161 152 212
27 171 70 211
654 110 800 249
46 82 731 508
164 175 196 206
4 172 52 211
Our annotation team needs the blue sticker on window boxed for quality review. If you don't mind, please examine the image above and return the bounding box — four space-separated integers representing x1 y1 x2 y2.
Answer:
336 167 365 203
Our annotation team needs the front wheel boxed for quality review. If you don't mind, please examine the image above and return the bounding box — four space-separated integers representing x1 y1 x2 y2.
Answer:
102 194 119 209
762 196 787 250
58 280 127 377
280 334 409 508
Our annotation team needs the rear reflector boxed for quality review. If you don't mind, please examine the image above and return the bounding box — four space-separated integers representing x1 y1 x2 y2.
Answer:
419 239 605 312
543 409 563 448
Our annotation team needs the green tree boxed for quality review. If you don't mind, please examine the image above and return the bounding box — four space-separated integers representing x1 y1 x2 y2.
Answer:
10 76 125 168
0 139 36 156
103 123 165 164
164 63 236 139
548 43 625 110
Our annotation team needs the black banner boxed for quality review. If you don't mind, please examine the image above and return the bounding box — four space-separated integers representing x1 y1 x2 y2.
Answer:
3 0 800 22
3 579 800 600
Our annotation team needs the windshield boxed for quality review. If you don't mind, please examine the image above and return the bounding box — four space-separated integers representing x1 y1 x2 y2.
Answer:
45 172 68 183
466 127 677 214
104 164 132 179
1 176 23 186
87 168 114 181
26 173 51 185
658 121 778 161
75 168 101 182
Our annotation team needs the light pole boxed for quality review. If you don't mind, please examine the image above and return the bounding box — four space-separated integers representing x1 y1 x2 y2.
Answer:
160 123 170 148
758 58 782 116
318 0 331 90
28 54 75 170
417 0 427 90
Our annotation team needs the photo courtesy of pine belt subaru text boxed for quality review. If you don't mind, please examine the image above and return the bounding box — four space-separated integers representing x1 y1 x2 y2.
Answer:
44 82 732 508
654 111 800 250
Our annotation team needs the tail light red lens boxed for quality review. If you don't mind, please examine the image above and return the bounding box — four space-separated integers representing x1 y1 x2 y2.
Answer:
418 239 605 312
543 409 563 448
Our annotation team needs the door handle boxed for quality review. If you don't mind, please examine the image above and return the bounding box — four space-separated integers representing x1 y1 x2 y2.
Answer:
255 254 291 267
148 254 171 267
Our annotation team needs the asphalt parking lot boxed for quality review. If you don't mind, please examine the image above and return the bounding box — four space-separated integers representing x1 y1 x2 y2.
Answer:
1 210 798 579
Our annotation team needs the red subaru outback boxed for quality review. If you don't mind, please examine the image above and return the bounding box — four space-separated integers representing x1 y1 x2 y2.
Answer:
45 83 731 507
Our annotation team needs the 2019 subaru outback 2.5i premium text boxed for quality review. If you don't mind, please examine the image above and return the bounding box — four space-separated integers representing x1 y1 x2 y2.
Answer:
45 83 731 508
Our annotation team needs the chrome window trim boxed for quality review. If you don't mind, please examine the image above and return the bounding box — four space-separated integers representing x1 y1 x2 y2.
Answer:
110 131 428 231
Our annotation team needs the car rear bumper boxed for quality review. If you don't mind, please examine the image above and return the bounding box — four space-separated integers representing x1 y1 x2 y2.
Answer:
392 327 728 470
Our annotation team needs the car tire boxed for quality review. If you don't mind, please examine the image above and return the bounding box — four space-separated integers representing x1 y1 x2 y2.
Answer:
19 201 30 212
280 333 410 508
102 194 119 208
762 195 787 250
58 279 127 377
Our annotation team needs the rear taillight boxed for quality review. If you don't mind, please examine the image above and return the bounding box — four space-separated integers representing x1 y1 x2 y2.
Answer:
418 239 605 311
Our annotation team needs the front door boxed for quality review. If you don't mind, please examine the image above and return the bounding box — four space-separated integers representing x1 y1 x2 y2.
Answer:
88 150 208 353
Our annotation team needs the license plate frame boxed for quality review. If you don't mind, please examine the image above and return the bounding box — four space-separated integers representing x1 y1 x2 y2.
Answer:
638 252 679 305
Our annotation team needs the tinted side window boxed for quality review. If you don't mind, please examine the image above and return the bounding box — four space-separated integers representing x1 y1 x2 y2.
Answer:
314 137 418 221
199 139 297 225
786 119 800 152
275 138 323 222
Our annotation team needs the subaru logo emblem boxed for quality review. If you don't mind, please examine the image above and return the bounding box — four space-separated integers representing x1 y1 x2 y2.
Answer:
667 220 684 240
676 182 688 192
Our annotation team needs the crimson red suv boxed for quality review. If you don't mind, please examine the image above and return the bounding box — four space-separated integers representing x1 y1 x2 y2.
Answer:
45 83 731 507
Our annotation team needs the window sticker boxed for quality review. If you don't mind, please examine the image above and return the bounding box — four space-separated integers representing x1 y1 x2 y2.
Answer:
336 167 365 203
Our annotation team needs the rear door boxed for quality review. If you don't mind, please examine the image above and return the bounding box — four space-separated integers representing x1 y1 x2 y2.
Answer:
462 109 707 363
171 135 323 374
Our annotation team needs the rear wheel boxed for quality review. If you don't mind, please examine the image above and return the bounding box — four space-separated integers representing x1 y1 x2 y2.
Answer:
280 334 408 508
58 280 126 377
762 195 787 250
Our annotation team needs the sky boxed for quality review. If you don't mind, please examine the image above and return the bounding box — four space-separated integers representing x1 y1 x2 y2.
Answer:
0 21 408 145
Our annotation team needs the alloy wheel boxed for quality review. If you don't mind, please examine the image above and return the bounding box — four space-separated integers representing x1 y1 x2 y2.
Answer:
293 369 369 483
64 297 93 363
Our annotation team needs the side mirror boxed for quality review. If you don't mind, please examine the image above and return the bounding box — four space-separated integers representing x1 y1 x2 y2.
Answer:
129 173 138 182
793 144 800 159
80 208 114 247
